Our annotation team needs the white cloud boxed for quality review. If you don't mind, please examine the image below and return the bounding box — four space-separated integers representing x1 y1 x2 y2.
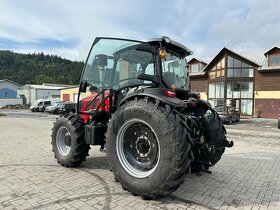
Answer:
208 0 280 52
0 0 280 60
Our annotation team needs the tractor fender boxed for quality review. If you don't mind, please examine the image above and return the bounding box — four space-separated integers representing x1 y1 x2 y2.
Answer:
197 98 211 107
119 87 184 108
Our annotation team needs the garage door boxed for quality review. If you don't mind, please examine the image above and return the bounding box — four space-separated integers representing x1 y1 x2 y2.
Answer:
63 94 70 102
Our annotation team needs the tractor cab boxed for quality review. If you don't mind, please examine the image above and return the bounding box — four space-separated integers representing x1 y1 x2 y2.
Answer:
77 37 192 122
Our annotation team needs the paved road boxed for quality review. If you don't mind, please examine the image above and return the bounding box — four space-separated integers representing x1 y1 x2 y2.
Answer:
0 110 279 210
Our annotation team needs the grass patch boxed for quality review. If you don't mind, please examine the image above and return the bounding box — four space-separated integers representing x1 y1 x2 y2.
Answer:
0 112 6 117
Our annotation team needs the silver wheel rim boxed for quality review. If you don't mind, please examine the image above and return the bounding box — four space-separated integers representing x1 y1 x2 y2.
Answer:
56 126 71 156
116 119 160 178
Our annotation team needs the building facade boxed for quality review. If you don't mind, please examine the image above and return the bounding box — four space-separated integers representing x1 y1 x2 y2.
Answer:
189 47 280 118
0 79 21 99
18 84 74 105
60 86 79 102
0 79 23 108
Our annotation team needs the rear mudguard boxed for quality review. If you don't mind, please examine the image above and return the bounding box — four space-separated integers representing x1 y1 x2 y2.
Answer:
119 87 185 108
186 98 211 117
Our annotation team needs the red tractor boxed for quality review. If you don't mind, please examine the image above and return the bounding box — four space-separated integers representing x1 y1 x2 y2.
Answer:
79 90 110 123
51 37 233 199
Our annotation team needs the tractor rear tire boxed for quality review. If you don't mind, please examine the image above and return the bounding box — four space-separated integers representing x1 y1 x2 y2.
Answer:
51 114 90 167
191 109 226 172
106 98 193 199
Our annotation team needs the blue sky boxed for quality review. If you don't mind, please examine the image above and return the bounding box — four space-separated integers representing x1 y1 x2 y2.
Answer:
0 0 279 61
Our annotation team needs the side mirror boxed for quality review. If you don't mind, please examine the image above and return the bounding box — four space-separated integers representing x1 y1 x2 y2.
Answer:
95 54 108 66
80 81 88 93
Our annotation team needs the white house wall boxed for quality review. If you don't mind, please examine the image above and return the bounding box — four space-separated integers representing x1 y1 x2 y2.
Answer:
17 88 36 105
36 89 60 100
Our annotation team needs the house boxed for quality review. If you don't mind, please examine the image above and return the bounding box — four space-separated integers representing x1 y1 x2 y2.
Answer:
60 86 79 102
189 46 280 119
17 83 75 105
0 79 23 108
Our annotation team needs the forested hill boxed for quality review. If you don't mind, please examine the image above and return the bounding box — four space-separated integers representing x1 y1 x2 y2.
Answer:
0 50 84 85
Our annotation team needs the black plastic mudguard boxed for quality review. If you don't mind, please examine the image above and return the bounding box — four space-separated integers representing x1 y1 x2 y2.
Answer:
119 87 185 108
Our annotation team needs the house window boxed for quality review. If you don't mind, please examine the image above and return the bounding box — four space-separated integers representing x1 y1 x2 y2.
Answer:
227 68 253 78
208 82 224 107
242 68 254 77
227 56 253 78
269 54 280 66
209 71 216 79
241 100 253 115
216 58 224 70
232 82 241 98
208 57 225 79
226 81 253 115
5 92 8 98
190 64 199 73
228 56 234 67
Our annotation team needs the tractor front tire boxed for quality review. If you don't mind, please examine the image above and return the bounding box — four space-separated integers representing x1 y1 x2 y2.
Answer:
51 114 90 167
106 98 193 199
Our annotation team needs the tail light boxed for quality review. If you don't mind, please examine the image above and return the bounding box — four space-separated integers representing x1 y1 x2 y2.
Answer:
162 90 176 97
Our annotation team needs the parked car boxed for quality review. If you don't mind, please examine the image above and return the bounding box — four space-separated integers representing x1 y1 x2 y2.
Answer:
29 100 51 112
45 101 64 114
214 105 240 124
57 102 77 115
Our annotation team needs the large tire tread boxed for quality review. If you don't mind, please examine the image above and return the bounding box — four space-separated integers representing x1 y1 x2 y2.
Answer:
205 110 226 166
106 97 194 199
51 113 90 167
191 109 226 172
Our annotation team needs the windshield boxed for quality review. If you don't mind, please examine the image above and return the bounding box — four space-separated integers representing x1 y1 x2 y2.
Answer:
162 52 189 90
32 101 39 106
82 38 155 92
52 102 60 106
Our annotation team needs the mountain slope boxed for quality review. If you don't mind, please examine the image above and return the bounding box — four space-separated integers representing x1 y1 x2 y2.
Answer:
0 50 84 85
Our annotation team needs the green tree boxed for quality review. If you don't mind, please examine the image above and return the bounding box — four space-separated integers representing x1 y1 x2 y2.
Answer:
0 50 84 85
35 74 56 84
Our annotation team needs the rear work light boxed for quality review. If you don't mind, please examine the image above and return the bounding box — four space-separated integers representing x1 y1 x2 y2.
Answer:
162 90 176 97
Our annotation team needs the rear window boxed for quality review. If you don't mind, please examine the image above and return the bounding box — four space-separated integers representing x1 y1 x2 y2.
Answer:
65 104 76 108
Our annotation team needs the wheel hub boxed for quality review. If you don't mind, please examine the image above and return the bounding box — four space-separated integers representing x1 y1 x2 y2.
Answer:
116 119 160 178
56 126 71 156
64 135 71 147
135 135 151 158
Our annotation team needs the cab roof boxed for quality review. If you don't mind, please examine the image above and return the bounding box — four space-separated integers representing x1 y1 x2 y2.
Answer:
94 36 192 57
